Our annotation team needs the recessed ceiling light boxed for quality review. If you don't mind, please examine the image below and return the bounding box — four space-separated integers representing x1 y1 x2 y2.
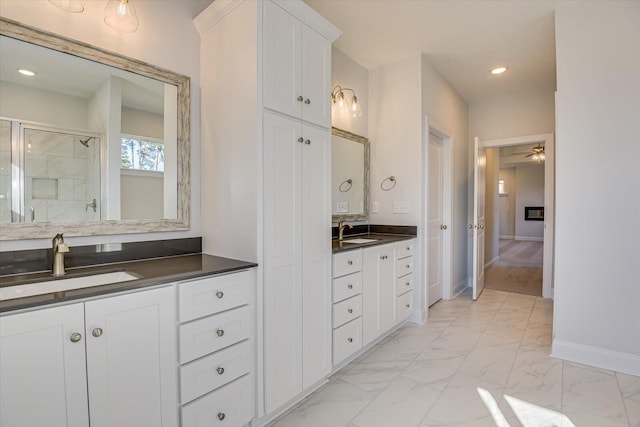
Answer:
491 66 508 75
18 69 36 77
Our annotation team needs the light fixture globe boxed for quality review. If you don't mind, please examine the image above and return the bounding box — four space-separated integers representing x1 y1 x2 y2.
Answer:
48 0 86 13
104 0 139 33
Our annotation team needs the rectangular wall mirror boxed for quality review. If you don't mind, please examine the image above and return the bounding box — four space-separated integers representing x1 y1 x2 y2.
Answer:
0 18 190 240
332 127 369 222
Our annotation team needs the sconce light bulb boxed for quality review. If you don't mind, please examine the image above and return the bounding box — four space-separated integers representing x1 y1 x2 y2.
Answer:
104 0 139 33
351 95 363 118
338 91 345 108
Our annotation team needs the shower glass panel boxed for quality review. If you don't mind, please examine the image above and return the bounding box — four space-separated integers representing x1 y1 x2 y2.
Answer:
0 120 11 223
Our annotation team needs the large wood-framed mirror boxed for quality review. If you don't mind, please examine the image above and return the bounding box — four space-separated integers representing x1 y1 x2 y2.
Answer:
0 17 190 240
332 127 369 222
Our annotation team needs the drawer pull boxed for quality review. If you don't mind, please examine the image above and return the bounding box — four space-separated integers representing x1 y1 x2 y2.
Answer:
69 333 82 343
92 328 103 338
304 98 311 105
347 337 353 343
217 412 226 421
297 96 304 102
347 260 353 265
216 329 225 337
216 291 224 299
347 283 353 289
406 264 410 268
405 304 410 308
381 255 388 260
406 246 410 250
406 282 410 286
347 308 353 314
216 366 225 375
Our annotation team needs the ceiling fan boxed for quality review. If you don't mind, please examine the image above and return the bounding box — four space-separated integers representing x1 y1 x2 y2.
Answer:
525 144 545 162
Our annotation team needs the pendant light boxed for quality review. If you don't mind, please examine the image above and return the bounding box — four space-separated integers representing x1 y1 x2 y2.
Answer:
48 0 86 13
104 0 139 33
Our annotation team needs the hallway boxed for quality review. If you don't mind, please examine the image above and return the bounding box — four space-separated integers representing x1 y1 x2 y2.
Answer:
485 240 543 296
270 289 639 426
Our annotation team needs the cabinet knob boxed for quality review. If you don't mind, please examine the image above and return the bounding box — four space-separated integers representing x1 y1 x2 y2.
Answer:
217 412 226 421
216 367 225 375
304 98 311 104
347 260 353 265
297 137 304 143
347 308 353 314
347 284 353 289
297 96 304 102
406 282 410 286
216 291 224 299
405 304 410 308
92 328 103 338
347 337 353 343
304 139 311 145
406 246 410 250
216 329 225 337
69 332 82 343
406 264 410 268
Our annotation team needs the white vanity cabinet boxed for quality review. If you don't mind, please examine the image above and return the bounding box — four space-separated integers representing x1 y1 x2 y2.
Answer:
362 243 397 346
395 240 415 320
332 250 364 365
263 0 332 128
177 270 254 427
0 286 178 427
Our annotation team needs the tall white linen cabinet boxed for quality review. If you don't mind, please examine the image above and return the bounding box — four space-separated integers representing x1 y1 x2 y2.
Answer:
195 0 341 423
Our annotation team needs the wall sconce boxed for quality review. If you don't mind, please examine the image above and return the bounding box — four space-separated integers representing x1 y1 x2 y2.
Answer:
104 0 139 33
48 0 86 13
331 85 363 118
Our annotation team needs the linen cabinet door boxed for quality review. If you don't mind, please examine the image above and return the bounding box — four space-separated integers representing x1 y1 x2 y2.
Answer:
84 286 178 427
263 1 302 119
0 303 88 427
301 124 331 388
263 111 303 413
300 25 331 127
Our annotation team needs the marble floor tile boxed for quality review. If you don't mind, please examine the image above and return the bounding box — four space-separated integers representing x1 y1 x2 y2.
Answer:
562 405 631 427
458 343 519 386
401 347 467 391
617 372 640 426
521 321 553 346
562 361 629 423
351 376 440 427
339 346 414 392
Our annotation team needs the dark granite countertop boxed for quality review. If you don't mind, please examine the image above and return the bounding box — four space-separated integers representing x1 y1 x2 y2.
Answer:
0 254 257 313
332 233 415 253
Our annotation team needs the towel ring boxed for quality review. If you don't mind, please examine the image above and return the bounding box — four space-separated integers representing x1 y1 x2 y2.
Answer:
381 176 396 191
339 179 353 193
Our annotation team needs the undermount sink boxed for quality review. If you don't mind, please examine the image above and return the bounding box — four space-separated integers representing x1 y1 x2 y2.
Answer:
0 271 140 301
341 238 379 244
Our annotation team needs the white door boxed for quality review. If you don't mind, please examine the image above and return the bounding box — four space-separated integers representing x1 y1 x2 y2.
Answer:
263 112 303 412
85 287 177 427
263 1 302 119
301 124 331 387
300 25 331 127
428 134 444 306
472 136 486 300
0 304 89 427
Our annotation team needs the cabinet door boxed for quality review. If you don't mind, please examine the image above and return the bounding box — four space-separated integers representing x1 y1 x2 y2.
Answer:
263 1 302 119
362 244 396 345
301 26 331 127
301 124 331 388
85 286 177 427
263 111 303 413
0 304 88 427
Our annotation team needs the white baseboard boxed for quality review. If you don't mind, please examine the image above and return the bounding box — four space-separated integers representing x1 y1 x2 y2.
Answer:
409 308 427 325
515 236 544 242
551 339 640 377
500 235 515 240
485 256 499 269
452 278 468 298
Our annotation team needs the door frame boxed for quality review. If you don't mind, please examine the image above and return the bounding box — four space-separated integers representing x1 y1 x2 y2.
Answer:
420 116 453 322
482 133 555 299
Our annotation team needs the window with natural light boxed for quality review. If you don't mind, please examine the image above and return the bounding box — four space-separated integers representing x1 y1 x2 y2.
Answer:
121 135 164 172
499 178 506 195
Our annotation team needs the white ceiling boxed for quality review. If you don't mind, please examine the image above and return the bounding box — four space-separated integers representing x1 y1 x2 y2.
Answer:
304 0 565 103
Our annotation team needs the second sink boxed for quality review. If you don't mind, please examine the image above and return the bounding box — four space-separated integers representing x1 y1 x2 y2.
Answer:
342 238 379 244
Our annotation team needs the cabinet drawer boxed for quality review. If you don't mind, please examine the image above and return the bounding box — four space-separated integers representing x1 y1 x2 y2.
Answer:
180 306 250 364
396 240 414 259
180 340 250 405
396 256 413 278
397 290 414 319
332 272 362 303
181 374 252 427
396 274 414 296
332 294 362 328
333 318 362 365
333 250 362 278
179 271 251 323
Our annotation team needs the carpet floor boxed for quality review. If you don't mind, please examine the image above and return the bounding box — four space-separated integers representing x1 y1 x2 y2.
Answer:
485 239 543 296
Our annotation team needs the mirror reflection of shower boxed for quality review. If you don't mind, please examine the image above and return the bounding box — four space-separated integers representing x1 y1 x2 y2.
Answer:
0 118 101 223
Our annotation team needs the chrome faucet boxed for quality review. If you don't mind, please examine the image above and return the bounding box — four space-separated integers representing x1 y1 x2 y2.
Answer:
338 220 352 241
52 233 70 276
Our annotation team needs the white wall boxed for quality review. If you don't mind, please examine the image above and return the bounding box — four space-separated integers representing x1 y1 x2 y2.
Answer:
499 167 516 238
121 107 163 139
120 172 163 220
0 0 202 250
553 1 640 375
514 165 544 240
484 148 499 265
332 47 368 138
